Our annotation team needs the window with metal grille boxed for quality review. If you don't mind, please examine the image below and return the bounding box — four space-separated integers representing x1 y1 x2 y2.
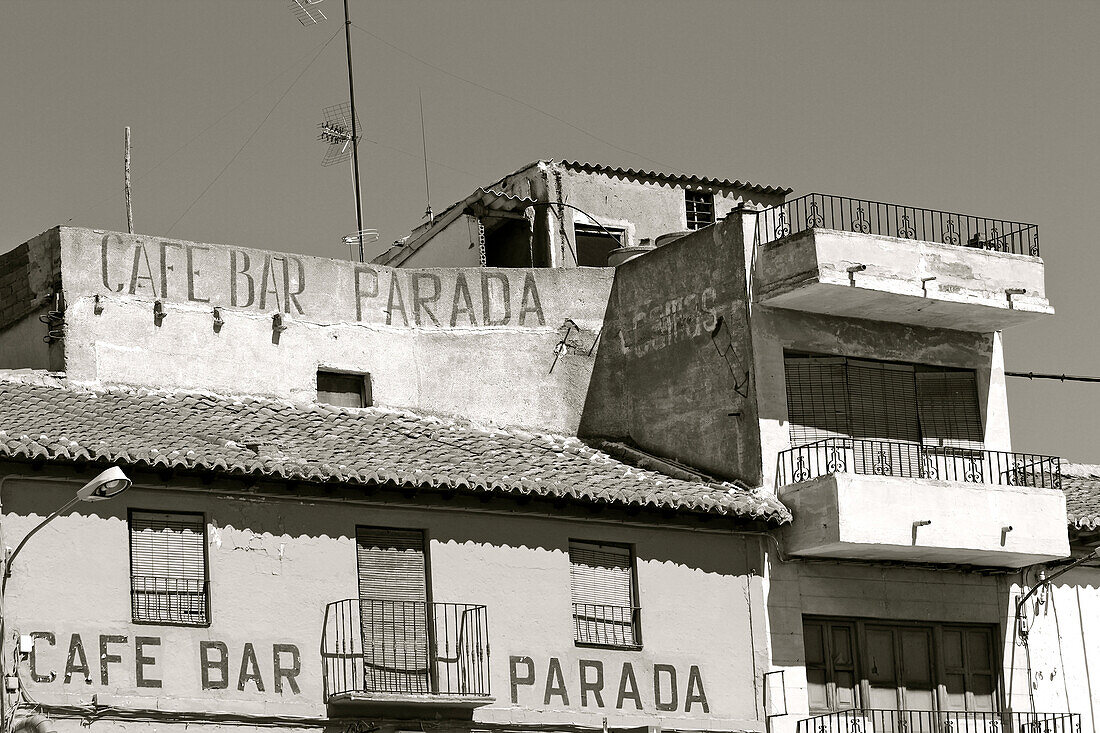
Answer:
129 510 209 626
685 190 715 230
569 540 640 649
317 370 372 408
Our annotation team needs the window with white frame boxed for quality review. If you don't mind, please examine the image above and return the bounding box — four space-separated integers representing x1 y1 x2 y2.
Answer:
129 510 209 626
568 540 640 648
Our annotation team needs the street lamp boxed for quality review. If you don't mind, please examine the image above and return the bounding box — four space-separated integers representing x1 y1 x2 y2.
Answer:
0 467 132 731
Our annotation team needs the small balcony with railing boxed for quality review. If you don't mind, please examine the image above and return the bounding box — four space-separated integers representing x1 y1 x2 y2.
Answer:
321 599 492 712
796 709 1080 733
776 439 1070 567
753 194 1053 332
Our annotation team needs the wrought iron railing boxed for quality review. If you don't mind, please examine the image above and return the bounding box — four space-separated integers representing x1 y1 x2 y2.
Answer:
796 709 1080 733
572 603 641 649
321 598 490 701
758 193 1039 256
131 575 209 626
776 438 1061 489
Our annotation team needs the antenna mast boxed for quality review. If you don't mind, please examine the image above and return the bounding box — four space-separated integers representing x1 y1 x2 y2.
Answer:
343 0 365 261
124 127 134 234
419 89 432 223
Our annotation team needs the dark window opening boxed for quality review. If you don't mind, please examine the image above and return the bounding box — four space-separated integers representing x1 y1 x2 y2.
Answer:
484 218 540 267
129 510 209 626
574 224 623 267
569 540 641 649
686 190 715 230
317 370 372 408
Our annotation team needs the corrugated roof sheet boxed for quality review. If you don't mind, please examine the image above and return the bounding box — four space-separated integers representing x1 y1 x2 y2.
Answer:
0 372 789 524
1061 463 1100 530
557 160 793 197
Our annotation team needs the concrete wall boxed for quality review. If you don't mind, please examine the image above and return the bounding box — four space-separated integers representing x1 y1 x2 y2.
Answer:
16 227 616 434
579 213 762 485
0 469 770 733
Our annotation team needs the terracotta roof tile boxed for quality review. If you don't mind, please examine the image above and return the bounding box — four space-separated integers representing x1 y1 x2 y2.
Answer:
1060 463 1100 530
0 372 789 524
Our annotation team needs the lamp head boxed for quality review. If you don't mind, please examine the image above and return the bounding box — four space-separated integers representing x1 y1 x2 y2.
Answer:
76 467 132 502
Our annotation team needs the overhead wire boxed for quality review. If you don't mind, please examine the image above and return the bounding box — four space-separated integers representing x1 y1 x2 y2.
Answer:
165 27 342 236
348 21 687 175
1007 372 1100 384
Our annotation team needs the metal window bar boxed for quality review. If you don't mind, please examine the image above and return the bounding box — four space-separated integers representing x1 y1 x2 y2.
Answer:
776 438 1061 490
757 193 1039 256
795 709 1081 733
130 576 209 625
686 190 715 230
320 598 490 701
572 603 641 648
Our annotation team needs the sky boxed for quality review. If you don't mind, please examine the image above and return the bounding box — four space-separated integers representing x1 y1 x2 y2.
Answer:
1 0 1099 461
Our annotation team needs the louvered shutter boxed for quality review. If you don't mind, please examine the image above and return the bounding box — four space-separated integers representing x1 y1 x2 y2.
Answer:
847 359 922 477
356 527 429 693
569 541 637 646
129 511 207 624
784 356 851 446
915 371 984 450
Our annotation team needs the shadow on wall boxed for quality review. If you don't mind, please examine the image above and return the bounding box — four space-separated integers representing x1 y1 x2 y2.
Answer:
577 213 763 486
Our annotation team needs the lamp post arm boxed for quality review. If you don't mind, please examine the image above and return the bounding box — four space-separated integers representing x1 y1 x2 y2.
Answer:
1 495 81 598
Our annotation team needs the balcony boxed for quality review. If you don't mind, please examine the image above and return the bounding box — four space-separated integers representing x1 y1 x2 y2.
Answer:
796 709 1080 733
321 599 492 710
776 439 1070 567
754 194 1053 332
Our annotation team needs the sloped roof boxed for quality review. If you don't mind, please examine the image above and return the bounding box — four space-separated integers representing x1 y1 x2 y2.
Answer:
0 372 789 524
1061 463 1100 530
557 160 793 197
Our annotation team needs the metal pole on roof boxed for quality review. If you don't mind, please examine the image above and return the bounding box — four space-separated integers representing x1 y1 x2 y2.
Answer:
343 0 365 262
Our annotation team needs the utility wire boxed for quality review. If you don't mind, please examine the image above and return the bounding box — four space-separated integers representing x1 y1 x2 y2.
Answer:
1007 372 1100 384
348 21 686 175
165 28 342 236
69 32 342 228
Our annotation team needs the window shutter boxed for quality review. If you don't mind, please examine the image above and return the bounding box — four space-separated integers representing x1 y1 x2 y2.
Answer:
915 371 984 450
355 527 429 692
569 542 633 607
130 511 205 580
356 527 427 602
784 356 850 446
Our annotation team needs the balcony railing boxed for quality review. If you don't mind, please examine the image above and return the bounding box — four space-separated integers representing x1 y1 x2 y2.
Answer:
572 603 641 649
131 575 209 626
796 709 1080 733
757 193 1039 256
776 438 1061 490
321 598 490 701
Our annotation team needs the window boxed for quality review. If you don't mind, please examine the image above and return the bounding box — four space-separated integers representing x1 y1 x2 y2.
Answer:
804 617 997 715
573 224 624 267
569 540 640 648
317 370 372 408
356 526 429 693
685 190 715 229
129 510 209 626
784 353 984 477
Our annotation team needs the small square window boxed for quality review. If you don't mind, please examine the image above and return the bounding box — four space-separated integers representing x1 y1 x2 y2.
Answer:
569 540 641 648
573 224 625 267
317 370 372 408
129 510 209 626
686 190 715 230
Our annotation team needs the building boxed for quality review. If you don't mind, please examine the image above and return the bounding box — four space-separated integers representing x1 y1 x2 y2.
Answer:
0 163 1089 733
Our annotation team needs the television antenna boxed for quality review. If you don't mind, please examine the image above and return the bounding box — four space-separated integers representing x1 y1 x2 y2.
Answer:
342 229 379 261
292 0 366 262
289 0 327 25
